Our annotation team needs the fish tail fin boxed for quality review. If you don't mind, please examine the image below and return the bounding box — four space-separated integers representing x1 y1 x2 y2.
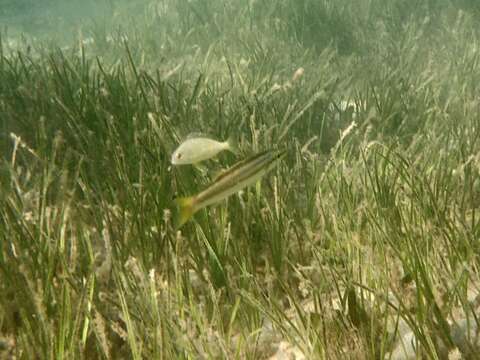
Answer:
226 135 238 154
174 196 195 229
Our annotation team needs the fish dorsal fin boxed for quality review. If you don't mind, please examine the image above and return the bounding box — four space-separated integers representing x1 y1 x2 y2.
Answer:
211 168 228 182
185 132 213 140
212 150 270 182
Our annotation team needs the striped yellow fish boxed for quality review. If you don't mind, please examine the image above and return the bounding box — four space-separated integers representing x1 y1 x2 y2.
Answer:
174 149 286 228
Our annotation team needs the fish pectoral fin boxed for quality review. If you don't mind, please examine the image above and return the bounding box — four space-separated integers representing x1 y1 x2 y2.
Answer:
174 197 195 228
193 163 208 175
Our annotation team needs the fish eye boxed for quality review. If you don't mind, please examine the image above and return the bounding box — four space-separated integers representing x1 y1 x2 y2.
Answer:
177 153 182 159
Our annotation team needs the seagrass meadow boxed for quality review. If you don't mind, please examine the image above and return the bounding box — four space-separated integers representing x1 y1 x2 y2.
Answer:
1 0 480 359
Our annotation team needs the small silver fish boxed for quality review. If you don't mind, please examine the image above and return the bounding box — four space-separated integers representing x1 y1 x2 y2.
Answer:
174 149 286 227
171 134 237 165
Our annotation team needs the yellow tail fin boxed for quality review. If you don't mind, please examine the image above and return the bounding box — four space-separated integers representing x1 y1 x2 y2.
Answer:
174 196 195 229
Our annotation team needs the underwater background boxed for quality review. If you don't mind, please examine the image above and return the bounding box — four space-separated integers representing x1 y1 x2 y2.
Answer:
1 1 480 358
